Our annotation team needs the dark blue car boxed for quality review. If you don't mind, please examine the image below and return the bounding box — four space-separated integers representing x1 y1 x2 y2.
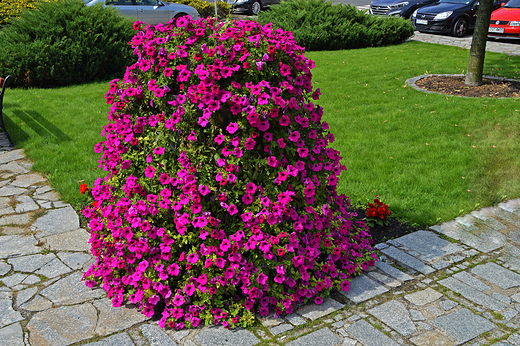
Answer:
370 0 437 19
412 0 504 36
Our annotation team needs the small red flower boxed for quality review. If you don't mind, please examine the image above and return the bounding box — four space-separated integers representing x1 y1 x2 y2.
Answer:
80 183 89 194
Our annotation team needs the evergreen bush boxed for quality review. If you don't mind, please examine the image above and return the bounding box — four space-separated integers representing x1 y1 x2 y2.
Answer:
0 0 135 88
165 0 231 18
82 17 377 329
256 0 414 51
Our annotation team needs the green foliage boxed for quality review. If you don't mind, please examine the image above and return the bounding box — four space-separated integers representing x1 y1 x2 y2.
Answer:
164 0 231 18
256 0 414 51
0 0 135 88
0 0 57 26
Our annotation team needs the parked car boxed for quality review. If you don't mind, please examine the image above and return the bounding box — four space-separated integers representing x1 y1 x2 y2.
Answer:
412 0 504 37
85 0 200 25
226 0 279 15
369 0 437 19
489 0 520 39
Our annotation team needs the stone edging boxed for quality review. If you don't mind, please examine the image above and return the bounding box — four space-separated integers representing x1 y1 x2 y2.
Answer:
406 74 520 99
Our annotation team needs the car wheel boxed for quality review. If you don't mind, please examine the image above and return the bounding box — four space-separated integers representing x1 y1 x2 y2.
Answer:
249 1 261 15
174 13 187 20
451 17 468 37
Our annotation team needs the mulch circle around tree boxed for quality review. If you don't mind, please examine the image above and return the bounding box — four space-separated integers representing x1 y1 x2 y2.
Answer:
347 207 422 245
415 75 520 98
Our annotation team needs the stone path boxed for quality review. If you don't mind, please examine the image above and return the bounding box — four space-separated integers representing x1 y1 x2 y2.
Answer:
1 140 520 345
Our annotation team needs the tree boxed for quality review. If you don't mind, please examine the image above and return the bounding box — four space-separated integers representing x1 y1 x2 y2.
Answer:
465 0 495 86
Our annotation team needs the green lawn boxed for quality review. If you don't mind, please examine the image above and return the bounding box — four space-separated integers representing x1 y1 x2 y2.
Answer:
3 40 520 226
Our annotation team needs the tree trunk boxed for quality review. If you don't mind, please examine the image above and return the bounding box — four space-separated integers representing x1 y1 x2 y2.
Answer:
465 0 495 86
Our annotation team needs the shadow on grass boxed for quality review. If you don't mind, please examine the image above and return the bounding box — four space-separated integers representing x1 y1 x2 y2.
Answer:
5 108 71 143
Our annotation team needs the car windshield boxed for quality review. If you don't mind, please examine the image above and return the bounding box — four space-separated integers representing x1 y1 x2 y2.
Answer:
504 0 520 8
439 0 473 4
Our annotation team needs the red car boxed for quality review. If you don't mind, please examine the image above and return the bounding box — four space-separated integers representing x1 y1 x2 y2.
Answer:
489 0 520 39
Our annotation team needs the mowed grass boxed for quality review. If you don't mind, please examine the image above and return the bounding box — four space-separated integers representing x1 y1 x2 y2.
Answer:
307 40 520 226
3 82 111 209
3 40 520 225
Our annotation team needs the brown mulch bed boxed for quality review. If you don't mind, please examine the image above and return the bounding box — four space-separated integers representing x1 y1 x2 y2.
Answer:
347 207 421 245
415 75 520 98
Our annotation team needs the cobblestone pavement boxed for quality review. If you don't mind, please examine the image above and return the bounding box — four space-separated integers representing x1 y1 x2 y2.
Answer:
3 135 520 344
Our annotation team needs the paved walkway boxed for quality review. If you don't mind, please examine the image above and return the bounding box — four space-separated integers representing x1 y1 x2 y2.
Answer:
410 32 520 56
1 139 520 345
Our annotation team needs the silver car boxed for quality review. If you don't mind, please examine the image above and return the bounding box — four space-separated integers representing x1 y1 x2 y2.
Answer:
86 0 200 25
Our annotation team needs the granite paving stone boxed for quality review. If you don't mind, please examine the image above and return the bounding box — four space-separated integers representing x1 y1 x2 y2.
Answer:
380 246 435 274
140 324 178 346
22 274 40 285
34 257 72 278
269 323 294 336
500 253 520 272
472 262 520 289
34 191 61 201
0 206 14 216
440 300 458 311
7 253 55 272
367 271 401 287
374 261 414 281
33 206 80 238
43 229 91 252
409 330 458 346
0 235 40 258
0 162 28 174
392 231 462 261
342 275 389 303
93 298 149 336
495 207 520 227
502 308 518 320
508 333 520 345
1 273 27 287
426 306 443 317
432 260 451 270
296 297 344 320
471 206 501 220
499 199 520 213
0 187 27 197
507 233 520 248
194 325 260 346
14 195 39 213
439 277 508 311
492 292 512 305
83 332 135 346
20 294 53 312
0 213 31 226
15 287 37 307
285 313 306 326
345 320 400 346
452 272 491 291
0 298 24 328
455 214 480 230
430 222 501 252
0 150 24 165
404 288 443 306
410 309 426 321
0 322 24 346
474 227 509 248
0 261 10 276
57 252 93 270
40 272 105 305
286 327 342 346
34 186 52 195
368 299 416 336
171 329 190 342
10 173 45 188
430 308 495 344
512 293 520 303
27 303 98 346
484 217 508 231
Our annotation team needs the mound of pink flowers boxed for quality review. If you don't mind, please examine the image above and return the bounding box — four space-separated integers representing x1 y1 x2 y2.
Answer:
82 16 377 330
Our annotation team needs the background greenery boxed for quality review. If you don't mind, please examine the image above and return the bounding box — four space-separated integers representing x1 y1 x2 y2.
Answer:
3 41 520 226
256 0 414 51
0 0 135 88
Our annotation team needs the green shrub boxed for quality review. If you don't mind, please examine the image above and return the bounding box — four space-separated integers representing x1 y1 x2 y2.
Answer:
256 0 414 51
165 0 231 18
0 0 135 88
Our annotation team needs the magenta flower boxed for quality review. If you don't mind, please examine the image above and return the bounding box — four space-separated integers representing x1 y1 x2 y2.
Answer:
226 122 239 134
144 165 155 179
227 204 238 215
257 272 268 285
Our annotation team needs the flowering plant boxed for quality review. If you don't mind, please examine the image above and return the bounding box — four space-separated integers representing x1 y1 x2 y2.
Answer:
366 197 391 227
82 16 377 330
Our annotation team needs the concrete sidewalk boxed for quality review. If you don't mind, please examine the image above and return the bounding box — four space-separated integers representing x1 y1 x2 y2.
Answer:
1 136 520 345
